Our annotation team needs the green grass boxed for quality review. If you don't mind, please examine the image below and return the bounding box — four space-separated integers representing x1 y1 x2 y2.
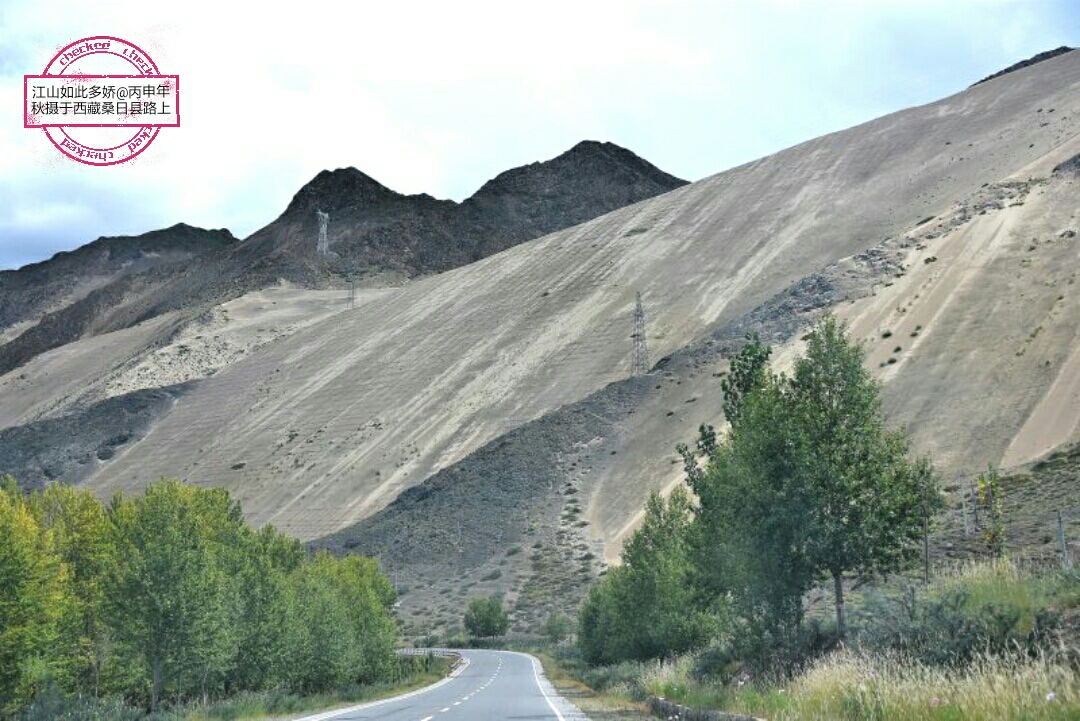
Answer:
638 655 729 709
569 560 1080 720
936 559 1056 628
533 651 653 720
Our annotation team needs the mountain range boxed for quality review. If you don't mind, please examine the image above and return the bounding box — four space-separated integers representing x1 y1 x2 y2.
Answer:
2 48 1079 639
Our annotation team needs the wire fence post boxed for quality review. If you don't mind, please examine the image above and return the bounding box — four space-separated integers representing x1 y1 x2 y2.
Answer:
1060 510 1074 571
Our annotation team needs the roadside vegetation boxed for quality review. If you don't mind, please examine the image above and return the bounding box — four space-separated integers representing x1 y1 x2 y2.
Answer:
463 594 510 641
569 316 1080 719
0 477 427 719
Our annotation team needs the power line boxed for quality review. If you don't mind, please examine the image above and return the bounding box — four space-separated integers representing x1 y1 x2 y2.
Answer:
316 209 329 255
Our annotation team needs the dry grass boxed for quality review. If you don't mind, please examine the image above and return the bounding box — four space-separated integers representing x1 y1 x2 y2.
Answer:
534 652 654 721
735 649 1080 720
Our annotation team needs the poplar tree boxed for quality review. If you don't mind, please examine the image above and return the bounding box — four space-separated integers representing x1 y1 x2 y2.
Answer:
789 316 937 637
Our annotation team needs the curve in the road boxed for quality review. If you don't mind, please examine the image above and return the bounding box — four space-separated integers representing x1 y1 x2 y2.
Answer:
291 650 586 721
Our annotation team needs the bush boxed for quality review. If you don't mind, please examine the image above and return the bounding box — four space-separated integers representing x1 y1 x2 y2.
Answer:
542 611 571 645
853 562 1066 667
20 688 144 721
581 661 648 698
694 615 840 682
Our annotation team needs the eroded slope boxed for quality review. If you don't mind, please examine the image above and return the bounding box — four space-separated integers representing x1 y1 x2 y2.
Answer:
76 50 1080 547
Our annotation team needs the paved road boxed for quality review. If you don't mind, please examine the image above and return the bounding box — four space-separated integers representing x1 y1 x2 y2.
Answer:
294 650 587 721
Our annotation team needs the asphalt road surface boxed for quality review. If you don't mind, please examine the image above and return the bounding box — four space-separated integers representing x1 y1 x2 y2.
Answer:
293 650 587 721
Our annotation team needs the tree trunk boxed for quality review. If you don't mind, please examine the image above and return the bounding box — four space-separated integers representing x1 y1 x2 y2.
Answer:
923 512 930 585
201 667 209 705
152 657 162 713
832 570 846 639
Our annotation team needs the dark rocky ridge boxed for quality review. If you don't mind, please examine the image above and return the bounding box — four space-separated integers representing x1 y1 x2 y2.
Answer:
0 141 686 375
0 383 192 491
462 141 689 259
0 223 235 330
972 46 1074 87
246 140 688 279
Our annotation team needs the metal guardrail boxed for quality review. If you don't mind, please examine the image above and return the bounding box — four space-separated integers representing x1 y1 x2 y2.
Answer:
396 648 465 671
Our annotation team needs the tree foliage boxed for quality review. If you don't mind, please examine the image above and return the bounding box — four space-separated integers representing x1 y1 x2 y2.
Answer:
787 316 940 636
463 595 509 640
976 466 1006 558
578 488 713 664
579 316 945 669
541 611 570 645
0 479 71 715
0 477 402 716
719 332 772 427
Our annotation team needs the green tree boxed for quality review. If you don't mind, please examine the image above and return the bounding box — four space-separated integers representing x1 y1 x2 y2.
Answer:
230 524 304 692
282 550 398 693
789 316 939 637
182 484 246 703
541 611 570 645
577 566 631 664
285 552 359 693
27 484 115 698
105 479 242 712
720 332 772 427
330 555 398 684
463 595 509 640
0 477 404 714
578 488 711 664
0 479 73 714
690 317 941 649
690 374 815 649
678 334 769 486
976 466 1006 558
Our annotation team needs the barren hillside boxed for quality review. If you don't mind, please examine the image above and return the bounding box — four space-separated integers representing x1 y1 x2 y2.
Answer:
73 49 1080 532
3 50 1080 637
0 142 684 376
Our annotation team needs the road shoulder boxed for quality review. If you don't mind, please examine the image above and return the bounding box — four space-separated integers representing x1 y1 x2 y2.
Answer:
533 652 655 721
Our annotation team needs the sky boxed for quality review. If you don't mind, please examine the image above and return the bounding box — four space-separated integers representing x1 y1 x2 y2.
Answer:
1 0 1078 270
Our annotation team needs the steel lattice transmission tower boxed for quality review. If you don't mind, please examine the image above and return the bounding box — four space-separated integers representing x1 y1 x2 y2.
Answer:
631 291 649 375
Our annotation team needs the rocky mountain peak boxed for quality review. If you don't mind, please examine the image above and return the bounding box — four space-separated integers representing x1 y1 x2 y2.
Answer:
469 140 686 201
283 167 400 218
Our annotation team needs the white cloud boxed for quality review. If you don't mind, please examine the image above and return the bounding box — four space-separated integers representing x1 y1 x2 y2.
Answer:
1 0 1077 268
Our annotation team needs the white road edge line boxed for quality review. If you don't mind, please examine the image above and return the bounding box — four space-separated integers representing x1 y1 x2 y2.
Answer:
288 656 470 721
518 652 566 721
